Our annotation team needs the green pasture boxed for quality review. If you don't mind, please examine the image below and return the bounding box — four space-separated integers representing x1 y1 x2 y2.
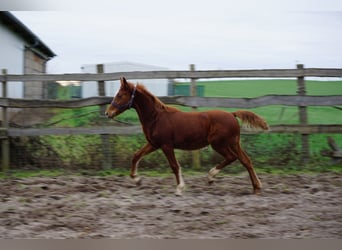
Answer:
2 164 341 179
13 79 340 175
52 79 342 148
196 79 342 125
177 79 342 159
199 79 342 97
111 79 342 125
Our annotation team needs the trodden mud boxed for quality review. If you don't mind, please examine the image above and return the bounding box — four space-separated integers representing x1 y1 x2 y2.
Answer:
1 173 341 238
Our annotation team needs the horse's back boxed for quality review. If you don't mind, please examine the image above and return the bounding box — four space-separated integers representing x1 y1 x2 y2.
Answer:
206 110 237 123
170 109 240 135
205 110 240 134
178 110 240 147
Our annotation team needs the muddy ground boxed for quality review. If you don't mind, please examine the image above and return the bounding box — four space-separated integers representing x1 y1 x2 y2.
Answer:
0 173 341 239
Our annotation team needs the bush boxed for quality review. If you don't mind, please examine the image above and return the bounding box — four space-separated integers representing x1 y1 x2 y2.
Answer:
8 132 340 172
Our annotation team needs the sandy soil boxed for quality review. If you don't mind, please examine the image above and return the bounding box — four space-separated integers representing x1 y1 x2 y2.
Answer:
0 173 341 239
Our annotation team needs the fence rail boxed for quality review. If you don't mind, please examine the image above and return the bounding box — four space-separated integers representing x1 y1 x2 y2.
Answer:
5 125 342 137
1 95 342 109
1 65 342 171
1 68 342 82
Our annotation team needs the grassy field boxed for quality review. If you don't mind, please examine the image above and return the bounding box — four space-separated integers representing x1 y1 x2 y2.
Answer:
111 79 342 125
29 79 341 173
180 79 342 158
53 79 342 151
197 79 342 125
199 79 342 97
2 163 342 179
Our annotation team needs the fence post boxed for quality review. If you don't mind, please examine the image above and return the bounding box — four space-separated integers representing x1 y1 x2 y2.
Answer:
296 64 310 163
190 64 201 169
97 64 106 115
97 64 112 169
1 69 9 172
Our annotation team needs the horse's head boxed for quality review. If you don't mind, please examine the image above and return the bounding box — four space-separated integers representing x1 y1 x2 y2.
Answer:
105 77 136 118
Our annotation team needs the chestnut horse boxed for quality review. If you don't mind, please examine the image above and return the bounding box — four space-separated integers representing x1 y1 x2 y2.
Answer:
105 77 269 195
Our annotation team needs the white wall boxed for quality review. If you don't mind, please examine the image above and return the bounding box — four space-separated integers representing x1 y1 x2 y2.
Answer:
0 25 24 98
81 62 169 98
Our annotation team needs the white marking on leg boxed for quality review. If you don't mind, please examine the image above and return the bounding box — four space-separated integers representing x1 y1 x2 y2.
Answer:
208 167 220 183
175 167 185 196
179 167 185 188
132 176 141 185
132 167 138 177
131 159 142 185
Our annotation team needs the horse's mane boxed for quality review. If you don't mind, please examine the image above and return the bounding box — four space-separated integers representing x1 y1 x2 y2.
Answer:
136 83 179 112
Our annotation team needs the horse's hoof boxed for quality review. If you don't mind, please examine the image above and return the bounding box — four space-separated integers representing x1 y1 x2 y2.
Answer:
253 188 262 195
175 189 183 196
207 175 215 185
132 176 142 186
136 177 142 186
175 185 185 196
208 179 214 185
175 191 183 196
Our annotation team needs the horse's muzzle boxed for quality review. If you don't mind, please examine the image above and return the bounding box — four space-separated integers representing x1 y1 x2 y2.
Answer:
106 109 120 119
105 111 114 119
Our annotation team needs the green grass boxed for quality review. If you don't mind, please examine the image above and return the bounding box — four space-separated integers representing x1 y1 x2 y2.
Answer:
50 79 341 127
1 164 341 180
171 79 342 154
199 79 342 97
199 79 298 97
60 79 342 146
17 79 340 173
189 79 342 124
0 169 64 179
113 79 342 125
47 106 100 127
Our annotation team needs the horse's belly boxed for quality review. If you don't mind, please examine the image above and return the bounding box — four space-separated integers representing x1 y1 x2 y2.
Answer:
173 131 209 150
175 141 209 150
170 113 211 150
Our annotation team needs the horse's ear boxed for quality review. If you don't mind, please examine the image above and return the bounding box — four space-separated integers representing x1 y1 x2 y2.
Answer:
120 77 129 90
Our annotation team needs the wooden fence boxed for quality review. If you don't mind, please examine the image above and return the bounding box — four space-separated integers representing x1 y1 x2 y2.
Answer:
1 65 342 171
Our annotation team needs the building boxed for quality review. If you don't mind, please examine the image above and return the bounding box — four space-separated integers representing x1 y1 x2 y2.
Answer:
81 61 171 98
0 11 56 99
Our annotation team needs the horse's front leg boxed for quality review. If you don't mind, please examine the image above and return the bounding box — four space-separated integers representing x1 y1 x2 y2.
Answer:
161 145 185 196
130 143 156 185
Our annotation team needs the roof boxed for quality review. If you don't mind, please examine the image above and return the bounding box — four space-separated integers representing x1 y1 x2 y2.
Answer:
81 61 169 73
0 12 56 60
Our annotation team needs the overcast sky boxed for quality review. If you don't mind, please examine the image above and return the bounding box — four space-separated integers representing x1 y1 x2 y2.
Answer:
6 0 342 73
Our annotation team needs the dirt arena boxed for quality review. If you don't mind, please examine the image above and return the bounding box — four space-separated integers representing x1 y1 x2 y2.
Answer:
0 173 341 239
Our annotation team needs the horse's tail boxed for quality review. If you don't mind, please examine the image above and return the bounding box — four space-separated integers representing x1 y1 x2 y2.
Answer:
232 110 269 131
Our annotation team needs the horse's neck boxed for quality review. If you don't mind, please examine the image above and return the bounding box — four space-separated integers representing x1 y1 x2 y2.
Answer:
134 90 159 126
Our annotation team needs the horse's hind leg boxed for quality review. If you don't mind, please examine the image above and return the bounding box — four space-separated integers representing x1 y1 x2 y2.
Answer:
130 143 156 185
207 159 230 184
235 144 262 194
208 145 237 184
